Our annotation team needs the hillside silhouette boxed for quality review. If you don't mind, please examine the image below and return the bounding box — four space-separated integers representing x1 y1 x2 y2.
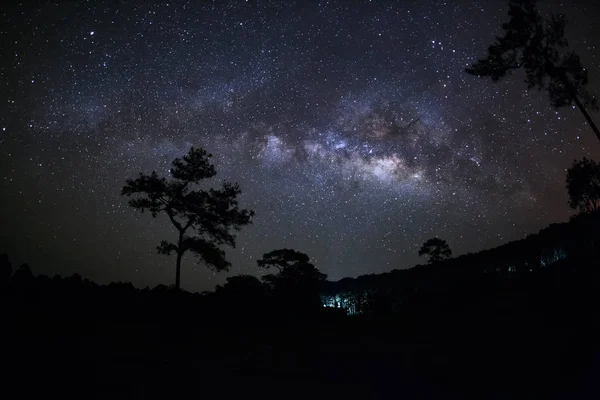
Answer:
3 210 600 399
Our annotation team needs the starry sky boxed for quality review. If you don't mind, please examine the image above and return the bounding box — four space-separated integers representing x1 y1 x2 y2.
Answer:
1 0 599 292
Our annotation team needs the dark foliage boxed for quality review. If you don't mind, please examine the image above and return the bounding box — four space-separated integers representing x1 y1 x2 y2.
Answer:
257 248 311 272
466 0 599 139
566 157 600 213
12 263 33 285
257 249 327 311
418 237 452 264
122 147 254 289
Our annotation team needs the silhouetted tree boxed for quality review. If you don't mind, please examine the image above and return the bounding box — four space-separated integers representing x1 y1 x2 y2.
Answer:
152 284 171 293
257 249 327 309
566 158 600 213
122 147 254 290
257 249 311 272
466 0 599 140
12 263 33 286
419 238 452 264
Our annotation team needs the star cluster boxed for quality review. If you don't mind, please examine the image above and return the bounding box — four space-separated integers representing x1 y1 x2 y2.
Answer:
1 0 599 291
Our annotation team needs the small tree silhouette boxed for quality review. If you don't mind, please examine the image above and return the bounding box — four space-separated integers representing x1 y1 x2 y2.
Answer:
418 238 452 264
122 147 254 290
12 263 33 286
566 158 600 213
466 0 599 140
257 249 327 309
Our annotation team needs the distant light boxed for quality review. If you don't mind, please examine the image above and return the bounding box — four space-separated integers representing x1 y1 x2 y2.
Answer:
90 31 95 36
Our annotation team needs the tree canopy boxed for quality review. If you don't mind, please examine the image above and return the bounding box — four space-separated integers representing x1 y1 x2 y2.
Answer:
566 158 600 213
466 0 599 140
258 249 326 284
257 249 327 309
122 147 254 290
256 248 311 272
418 238 452 264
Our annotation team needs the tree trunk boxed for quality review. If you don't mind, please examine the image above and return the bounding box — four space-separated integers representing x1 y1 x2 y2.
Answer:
560 73 600 142
175 231 184 290
571 92 600 143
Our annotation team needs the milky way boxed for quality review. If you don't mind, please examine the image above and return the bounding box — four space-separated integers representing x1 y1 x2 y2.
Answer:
1 0 599 291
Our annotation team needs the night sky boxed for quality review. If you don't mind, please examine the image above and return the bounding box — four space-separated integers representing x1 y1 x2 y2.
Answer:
1 0 599 292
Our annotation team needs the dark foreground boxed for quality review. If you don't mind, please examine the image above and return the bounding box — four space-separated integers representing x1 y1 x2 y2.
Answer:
3 256 600 399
